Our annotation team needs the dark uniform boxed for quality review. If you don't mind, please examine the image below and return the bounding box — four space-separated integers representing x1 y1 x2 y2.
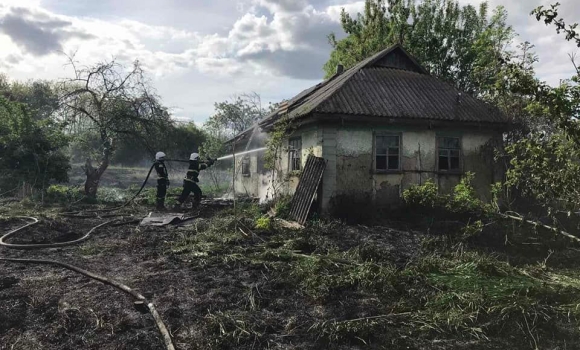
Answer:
154 160 169 209
177 158 213 206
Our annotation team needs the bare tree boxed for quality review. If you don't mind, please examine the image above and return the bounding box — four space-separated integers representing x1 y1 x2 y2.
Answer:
59 57 171 197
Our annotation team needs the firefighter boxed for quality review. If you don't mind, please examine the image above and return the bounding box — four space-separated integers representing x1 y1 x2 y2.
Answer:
154 151 169 210
176 152 214 208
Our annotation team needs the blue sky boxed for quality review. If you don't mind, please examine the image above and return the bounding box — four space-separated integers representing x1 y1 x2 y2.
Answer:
0 0 578 125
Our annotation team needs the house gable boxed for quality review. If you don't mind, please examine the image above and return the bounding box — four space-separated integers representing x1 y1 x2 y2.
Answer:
371 46 425 74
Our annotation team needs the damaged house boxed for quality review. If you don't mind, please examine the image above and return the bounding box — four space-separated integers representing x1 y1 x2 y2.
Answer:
226 44 509 213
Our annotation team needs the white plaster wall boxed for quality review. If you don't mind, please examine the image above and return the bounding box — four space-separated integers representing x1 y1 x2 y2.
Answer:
337 130 372 156
332 125 500 205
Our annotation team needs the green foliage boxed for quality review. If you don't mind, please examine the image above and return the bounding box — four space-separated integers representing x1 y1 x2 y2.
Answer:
403 173 485 214
503 4 580 215
108 122 207 165
255 216 271 230
60 59 172 197
506 133 580 212
45 185 83 203
416 252 580 336
273 194 292 219
449 172 483 212
402 179 441 207
0 96 70 191
324 1 520 96
290 257 397 301
205 92 269 142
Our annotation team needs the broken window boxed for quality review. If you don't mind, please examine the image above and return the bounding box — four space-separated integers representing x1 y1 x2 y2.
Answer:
241 156 250 176
289 137 302 171
438 137 461 171
375 134 400 171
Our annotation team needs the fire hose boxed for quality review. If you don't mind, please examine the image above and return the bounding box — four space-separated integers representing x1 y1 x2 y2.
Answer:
62 156 218 217
0 156 227 347
0 216 176 350
60 162 157 217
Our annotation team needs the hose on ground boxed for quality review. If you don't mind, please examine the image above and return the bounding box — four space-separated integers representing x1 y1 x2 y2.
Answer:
0 217 176 350
0 216 115 250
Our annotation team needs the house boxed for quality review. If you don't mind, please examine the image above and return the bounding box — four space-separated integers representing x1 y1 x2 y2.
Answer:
225 44 509 213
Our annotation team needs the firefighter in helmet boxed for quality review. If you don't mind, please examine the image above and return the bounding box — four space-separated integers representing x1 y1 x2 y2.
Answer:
176 152 214 208
154 152 169 210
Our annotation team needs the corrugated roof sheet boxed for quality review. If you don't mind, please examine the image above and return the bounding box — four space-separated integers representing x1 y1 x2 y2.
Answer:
257 44 508 128
289 155 326 225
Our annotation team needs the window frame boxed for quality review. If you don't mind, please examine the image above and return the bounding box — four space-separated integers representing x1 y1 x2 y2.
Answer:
288 136 302 172
241 156 251 177
373 132 402 173
436 135 462 173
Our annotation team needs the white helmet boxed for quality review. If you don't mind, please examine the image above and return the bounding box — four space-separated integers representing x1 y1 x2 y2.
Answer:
155 151 166 160
189 152 200 161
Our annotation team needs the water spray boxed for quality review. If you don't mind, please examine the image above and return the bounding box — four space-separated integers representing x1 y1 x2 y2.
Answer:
215 147 267 161
165 147 267 163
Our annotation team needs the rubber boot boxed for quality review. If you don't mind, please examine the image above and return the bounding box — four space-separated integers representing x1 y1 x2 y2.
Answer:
156 198 165 211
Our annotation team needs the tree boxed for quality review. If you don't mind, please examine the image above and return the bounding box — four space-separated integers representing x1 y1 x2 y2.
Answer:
199 93 270 193
207 92 269 140
59 58 171 197
323 0 517 98
0 95 70 193
0 77 59 121
504 3 580 213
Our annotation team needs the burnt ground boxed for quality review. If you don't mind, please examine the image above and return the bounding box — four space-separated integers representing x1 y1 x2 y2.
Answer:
2 203 580 350
0 205 424 350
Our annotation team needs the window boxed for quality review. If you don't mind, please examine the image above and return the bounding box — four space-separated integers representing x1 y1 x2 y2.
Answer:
241 156 250 177
375 134 400 171
438 137 461 171
288 137 302 171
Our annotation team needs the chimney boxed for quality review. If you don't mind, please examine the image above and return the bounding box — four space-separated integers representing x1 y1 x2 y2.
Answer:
336 64 344 75
456 92 462 104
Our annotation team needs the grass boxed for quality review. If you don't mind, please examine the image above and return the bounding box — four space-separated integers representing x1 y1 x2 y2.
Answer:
166 203 580 349
5 186 580 349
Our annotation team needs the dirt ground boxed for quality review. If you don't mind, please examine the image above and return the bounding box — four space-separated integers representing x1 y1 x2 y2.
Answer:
2 202 580 350
0 204 423 350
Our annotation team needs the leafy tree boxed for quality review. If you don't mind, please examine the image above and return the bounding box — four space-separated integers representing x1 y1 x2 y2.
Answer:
164 122 207 160
324 0 518 97
206 92 269 140
59 58 172 197
0 76 60 121
504 3 580 213
0 96 70 193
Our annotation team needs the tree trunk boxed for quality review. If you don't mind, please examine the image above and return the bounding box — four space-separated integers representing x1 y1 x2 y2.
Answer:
83 155 110 198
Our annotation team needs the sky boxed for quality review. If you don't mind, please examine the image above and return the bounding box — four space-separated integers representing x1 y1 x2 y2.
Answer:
0 0 579 125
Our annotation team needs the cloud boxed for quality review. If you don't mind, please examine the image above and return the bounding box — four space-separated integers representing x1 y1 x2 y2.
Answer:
192 1 361 80
3 0 577 126
0 7 94 56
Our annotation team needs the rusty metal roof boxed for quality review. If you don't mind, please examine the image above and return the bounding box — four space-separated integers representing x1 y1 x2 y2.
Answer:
258 44 508 128
288 155 326 225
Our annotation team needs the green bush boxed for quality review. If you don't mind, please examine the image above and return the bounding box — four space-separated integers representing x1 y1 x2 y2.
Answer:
255 216 271 230
0 96 70 191
402 180 441 208
45 185 83 203
403 173 486 214
448 172 483 213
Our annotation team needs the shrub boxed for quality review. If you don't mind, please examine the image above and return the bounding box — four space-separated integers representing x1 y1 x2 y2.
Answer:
402 180 441 208
403 173 486 215
45 185 82 203
255 216 271 230
273 194 293 219
448 172 483 213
